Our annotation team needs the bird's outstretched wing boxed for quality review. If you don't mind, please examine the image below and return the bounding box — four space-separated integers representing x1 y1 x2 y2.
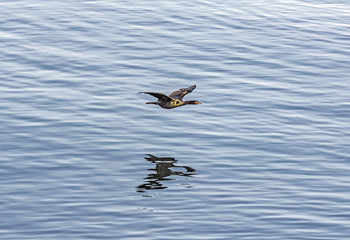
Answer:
139 92 172 102
169 85 196 100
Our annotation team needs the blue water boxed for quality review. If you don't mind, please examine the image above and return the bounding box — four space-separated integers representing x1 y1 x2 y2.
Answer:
1 1 350 239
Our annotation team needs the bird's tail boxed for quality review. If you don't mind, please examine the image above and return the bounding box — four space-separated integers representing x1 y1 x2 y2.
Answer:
146 102 158 105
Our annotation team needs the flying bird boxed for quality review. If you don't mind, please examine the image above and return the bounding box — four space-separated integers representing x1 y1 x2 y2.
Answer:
139 85 202 109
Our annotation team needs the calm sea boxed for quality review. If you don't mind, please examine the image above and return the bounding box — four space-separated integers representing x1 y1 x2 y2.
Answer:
1 1 350 239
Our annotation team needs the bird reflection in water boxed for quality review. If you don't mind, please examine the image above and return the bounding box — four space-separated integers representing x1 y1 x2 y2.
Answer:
137 154 197 193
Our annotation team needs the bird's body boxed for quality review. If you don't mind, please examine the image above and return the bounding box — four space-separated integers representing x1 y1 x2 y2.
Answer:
139 85 201 109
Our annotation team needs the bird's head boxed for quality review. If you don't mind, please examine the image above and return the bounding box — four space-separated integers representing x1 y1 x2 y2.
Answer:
185 100 202 105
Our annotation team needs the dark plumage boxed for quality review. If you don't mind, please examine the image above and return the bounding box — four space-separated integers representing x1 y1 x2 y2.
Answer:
139 85 202 109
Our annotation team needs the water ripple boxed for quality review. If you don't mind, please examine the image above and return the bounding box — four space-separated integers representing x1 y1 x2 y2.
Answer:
1 0 350 239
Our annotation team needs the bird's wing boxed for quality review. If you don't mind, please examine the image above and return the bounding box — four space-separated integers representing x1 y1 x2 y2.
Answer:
139 92 172 102
169 85 196 100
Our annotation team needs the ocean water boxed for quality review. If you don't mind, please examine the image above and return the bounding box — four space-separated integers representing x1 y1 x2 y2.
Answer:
1 0 350 239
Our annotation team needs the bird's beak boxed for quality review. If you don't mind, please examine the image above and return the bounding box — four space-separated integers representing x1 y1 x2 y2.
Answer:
196 101 202 104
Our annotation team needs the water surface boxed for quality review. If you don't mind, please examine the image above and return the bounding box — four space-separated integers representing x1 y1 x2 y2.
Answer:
1 0 350 239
